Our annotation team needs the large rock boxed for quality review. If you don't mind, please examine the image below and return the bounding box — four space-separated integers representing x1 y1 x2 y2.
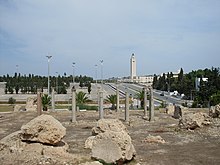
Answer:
86 119 136 164
21 114 66 145
92 118 128 135
173 105 182 119
166 104 174 115
180 112 211 130
209 104 220 118
0 131 74 165
25 97 37 111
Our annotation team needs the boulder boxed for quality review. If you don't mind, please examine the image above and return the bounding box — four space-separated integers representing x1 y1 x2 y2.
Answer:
166 104 174 115
209 104 220 118
92 118 128 135
180 112 211 130
25 97 37 111
21 114 66 145
85 136 95 149
86 119 136 164
173 105 182 119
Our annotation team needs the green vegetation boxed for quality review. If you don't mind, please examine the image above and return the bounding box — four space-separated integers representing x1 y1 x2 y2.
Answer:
153 67 220 107
8 97 16 105
0 73 93 94
106 94 117 110
135 90 144 108
41 94 51 111
76 91 89 104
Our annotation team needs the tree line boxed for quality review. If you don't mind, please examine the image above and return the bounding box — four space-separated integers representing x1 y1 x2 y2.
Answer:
0 73 93 94
153 67 220 107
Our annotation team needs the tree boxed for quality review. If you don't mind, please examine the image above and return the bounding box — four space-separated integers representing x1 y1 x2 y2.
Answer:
41 94 51 111
8 97 16 105
210 92 220 106
76 91 89 104
135 90 144 108
88 83 91 94
106 94 117 110
79 80 83 88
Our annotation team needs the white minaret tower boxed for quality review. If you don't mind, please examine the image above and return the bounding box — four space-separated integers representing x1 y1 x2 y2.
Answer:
130 53 136 80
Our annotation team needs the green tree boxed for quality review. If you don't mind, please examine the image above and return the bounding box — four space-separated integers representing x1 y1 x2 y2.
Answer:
8 97 16 105
41 94 51 111
76 91 89 104
79 80 83 88
88 83 91 94
106 94 117 110
210 92 220 106
135 90 144 108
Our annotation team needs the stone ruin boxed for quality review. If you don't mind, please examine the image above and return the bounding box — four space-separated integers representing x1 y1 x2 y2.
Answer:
13 97 37 112
178 103 220 130
25 96 37 111
85 119 136 164
179 112 212 130
0 115 75 164
209 103 220 118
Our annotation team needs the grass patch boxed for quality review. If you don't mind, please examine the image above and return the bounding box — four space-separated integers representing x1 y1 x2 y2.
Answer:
0 105 14 112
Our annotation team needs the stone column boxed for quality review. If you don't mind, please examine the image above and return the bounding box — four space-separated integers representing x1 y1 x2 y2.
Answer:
51 88 55 111
99 90 104 119
144 87 147 117
116 84 120 112
149 87 154 121
37 90 42 116
71 87 76 122
125 91 129 122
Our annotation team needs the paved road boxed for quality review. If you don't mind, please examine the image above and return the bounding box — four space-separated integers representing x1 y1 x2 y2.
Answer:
0 83 189 106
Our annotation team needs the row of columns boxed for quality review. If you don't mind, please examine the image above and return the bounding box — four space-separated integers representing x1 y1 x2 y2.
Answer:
37 86 154 122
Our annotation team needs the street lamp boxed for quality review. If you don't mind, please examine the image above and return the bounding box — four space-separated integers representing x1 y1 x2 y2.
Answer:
100 60 103 89
95 64 98 86
72 62 75 84
46 55 52 94
56 72 58 94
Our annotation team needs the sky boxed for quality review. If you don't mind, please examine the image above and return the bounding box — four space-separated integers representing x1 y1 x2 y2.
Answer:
0 0 220 79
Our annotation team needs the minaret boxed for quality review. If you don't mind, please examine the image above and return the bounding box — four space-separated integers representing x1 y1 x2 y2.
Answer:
130 53 136 80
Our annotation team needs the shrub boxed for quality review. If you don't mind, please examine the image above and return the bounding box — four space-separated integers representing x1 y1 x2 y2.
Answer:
8 97 16 104
41 94 51 111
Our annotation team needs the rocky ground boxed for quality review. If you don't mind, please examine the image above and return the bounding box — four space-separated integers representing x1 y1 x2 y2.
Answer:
0 109 220 165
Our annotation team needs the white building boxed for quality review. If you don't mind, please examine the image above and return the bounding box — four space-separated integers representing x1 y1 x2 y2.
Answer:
130 53 137 81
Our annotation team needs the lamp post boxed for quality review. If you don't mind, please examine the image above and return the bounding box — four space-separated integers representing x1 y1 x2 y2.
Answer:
95 64 98 105
95 64 98 86
72 62 75 84
46 55 52 94
100 60 103 89
56 72 58 94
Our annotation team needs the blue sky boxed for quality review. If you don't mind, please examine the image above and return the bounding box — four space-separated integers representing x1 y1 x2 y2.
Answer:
0 0 220 79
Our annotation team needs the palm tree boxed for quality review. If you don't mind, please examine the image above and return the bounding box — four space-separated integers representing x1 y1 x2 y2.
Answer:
135 90 144 108
106 94 117 110
41 94 51 111
76 91 89 104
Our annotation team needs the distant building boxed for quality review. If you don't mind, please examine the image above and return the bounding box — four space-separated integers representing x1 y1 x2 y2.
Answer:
113 54 154 86
160 70 180 78
130 53 137 81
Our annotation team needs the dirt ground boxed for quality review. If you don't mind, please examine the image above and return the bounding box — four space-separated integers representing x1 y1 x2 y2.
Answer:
0 109 220 165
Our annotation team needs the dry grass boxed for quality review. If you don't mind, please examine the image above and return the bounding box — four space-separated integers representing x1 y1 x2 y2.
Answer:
0 105 14 112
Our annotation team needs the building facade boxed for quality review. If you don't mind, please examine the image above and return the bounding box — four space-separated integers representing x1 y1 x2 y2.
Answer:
130 53 137 81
